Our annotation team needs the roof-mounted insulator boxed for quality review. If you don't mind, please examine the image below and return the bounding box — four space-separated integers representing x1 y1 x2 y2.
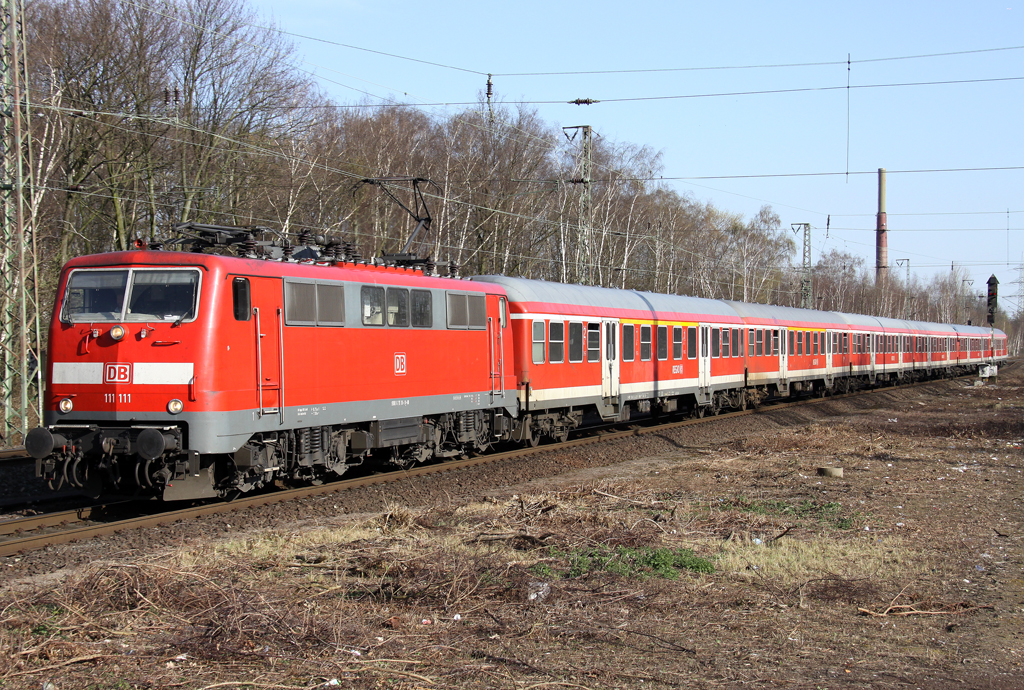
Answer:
568 98 598 106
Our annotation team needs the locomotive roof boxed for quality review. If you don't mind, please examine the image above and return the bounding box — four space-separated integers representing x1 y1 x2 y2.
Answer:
472 275 742 321
61 249 505 293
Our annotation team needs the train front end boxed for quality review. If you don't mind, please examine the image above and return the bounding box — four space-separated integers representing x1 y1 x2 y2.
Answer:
26 252 218 500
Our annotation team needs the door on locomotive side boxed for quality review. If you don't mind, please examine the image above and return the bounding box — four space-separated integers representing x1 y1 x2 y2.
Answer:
487 295 507 401
250 277 283 419
601 319 620 404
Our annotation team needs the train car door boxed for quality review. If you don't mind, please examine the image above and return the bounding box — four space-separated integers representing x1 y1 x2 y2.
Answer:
251 277 283 420
698 324 711 395
601 319 620 404
779 327 788 385
824 330 833 382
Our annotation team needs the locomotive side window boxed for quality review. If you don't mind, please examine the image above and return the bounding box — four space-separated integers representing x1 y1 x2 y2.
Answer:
468 294 487 329
587 323 601 362
658 325 669 360
446 292 468 328
411 290 432 327
640 325 652 361
284 276 315 325
285 280 317 326
688 327 697 360
361 286 385 326
532 321 545 364
316 283 344 326
672 326 683 359
386 288 409 327
622 324 635 362
549 321 565 363
568 322 584 363
710 328 719 358
232 277 251 321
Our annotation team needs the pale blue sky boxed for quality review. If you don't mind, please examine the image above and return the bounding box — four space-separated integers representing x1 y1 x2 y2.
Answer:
249 0 1023 306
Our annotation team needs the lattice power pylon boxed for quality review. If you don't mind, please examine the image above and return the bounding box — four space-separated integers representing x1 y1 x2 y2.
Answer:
0 0 40 444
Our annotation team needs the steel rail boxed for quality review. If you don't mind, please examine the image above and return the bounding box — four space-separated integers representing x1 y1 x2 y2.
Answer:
0 369 1004 558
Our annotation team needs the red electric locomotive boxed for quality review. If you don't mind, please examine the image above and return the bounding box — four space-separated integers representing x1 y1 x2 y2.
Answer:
27 227 519 500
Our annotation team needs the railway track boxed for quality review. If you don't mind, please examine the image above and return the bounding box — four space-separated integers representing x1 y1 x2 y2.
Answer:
0 371 1002 558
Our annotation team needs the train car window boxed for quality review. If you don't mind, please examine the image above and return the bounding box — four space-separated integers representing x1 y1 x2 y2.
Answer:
788 330 795 356
568 322 584 363
606 322 616 360
756 329 764 356
723 328 731 357
673 326 683 359
796 331 803 356
688 327 697 360
232 277 251 321
316 283 345 326
658 325 669 360
285 280 317 326
411 290 432 327
732 328 740 357
499 297 507 328
532 321 545 364
587 323 601 362
623 324 635 362
640 325 652 361
843 332 849 354
386 288 409 327
772 330 780 356
549 321 565 363
361 286 385 326
748 329 756 357
812 331 818 355
710 328 719 358
467 294 487 329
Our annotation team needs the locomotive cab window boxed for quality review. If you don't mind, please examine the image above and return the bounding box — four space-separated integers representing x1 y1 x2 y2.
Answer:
63 268 202 324
361 286 385 326
232 277 250 321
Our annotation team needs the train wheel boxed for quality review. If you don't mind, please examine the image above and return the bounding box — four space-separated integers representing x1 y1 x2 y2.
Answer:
554 430 569 443
738 392 748 411
526 427 542 447
695 405 706 419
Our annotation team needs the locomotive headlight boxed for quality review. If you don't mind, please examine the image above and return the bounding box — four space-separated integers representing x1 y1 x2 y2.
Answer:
58 397 74 413
167 398 184 414
110 325 126 341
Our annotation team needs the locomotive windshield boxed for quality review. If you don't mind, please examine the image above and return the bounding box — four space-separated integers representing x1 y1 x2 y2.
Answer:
62 268 201 323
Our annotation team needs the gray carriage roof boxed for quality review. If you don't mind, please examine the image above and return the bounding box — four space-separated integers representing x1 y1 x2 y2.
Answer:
472 275 741 320
472 275 1006 337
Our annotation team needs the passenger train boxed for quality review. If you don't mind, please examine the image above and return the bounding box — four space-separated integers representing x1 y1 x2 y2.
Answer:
25 228 1008 500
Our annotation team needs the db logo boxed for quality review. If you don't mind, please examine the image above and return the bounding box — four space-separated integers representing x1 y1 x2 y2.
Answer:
104 362 132 384
394 353 407 376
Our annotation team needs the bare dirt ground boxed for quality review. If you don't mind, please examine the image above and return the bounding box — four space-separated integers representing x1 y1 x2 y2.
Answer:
1 366 1023 689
